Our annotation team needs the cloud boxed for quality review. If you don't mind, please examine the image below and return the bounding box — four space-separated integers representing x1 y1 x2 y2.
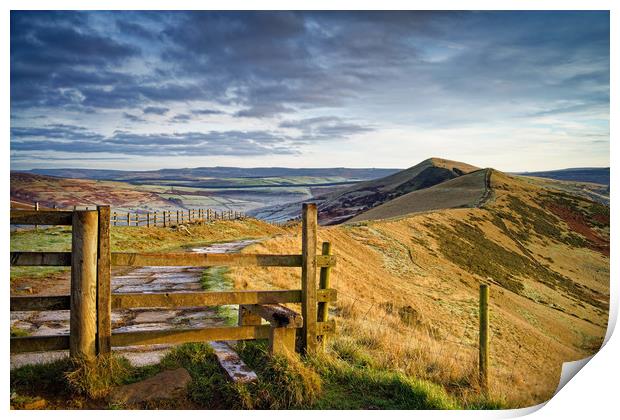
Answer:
10 11 609 169
123 112 145 122
280 116 374 140
191 108 225 116
169 113 191 122
11 124 297 156
143 106 169 115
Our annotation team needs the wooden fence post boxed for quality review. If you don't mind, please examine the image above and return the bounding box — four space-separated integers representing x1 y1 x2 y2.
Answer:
96 206 111 355
113 212 117 227
318 241 332 349
147 212 150 228
154 211 158 227
34 202 39 230
479 284 489 394
163 210 167 227
301 203 318 354
70 210 98 361
126 212 130 226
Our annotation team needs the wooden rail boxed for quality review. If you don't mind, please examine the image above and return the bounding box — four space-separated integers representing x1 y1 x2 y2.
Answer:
10 205 336 357
10 252 336 268
10 206 245 228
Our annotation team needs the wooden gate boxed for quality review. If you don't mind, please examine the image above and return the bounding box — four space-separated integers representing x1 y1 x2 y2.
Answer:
10 204 336 359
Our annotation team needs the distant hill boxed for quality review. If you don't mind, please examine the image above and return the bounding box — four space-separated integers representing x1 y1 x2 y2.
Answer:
252 158 480 224
28 166 400 182
10 172 180 211
518 167 609 186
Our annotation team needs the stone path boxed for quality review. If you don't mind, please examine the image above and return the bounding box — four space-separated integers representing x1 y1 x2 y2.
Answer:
11 239 259 369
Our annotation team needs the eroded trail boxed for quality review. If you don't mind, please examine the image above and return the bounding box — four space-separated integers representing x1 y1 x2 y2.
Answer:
11 239 258 369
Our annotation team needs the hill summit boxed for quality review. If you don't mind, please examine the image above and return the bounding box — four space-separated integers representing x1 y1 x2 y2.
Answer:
315 158 480 224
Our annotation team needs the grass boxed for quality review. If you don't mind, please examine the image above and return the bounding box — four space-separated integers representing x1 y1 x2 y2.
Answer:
200 267 237 325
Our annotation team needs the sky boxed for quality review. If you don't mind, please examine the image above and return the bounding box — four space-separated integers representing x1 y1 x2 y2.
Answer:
10 11 610 172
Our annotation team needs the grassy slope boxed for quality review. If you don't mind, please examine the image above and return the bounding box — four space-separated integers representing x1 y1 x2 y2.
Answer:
349 168 489 222
229 170 609 408
10 172 175 210
10 172 609 408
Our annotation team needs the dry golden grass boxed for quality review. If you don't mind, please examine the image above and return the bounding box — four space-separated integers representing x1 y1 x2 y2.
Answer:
229 171 608 408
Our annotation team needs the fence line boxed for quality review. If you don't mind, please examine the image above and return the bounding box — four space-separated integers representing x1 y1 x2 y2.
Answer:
12 202 247 228
9 204 337 358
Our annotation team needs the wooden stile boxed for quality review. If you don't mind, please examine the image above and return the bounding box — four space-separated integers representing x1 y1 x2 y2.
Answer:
10 204 337 357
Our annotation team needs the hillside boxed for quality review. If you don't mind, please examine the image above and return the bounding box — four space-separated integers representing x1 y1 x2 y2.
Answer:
349 168 491 222
10 167 609 408
252 158 480 224
10 173 179 211
230 169 609 407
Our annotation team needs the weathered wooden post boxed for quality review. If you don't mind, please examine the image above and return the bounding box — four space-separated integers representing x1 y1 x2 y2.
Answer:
96 206 111 355
154 211 158 227
318 241 332 349
126 212 130 226
163 210 167 227
147 212 150 227
112 212 117 226
70 210 98 360
479 284 489 394
301 203 318 353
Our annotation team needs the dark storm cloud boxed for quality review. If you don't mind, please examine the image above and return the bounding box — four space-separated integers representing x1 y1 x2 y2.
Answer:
143 106 169 115
11 124 297 156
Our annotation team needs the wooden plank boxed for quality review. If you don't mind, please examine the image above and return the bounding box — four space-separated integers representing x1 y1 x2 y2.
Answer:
301 203 318 353
10 290 336 312
97 206 112 355
111 252 304 267
11 295 70 311
10 251 71 266
10 210 73 226
242 304 303 328
111 325 272 347
70 210 98 360
11 335 70 353
112 288 336 309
